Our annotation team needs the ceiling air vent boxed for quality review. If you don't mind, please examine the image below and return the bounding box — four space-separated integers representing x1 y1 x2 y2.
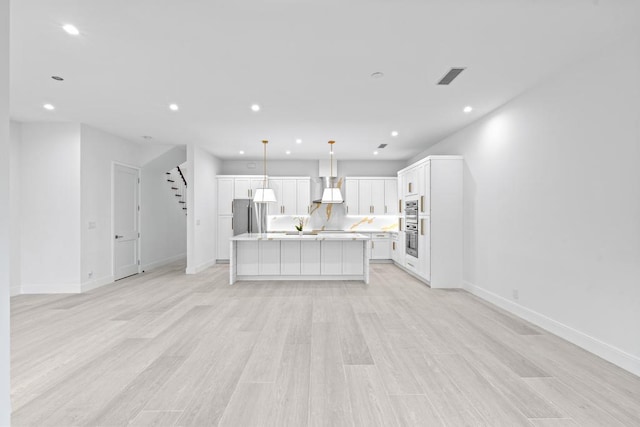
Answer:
437 67 466 85
377 143 388 149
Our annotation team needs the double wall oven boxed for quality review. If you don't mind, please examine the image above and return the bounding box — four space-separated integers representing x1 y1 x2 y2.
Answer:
405 200 418 257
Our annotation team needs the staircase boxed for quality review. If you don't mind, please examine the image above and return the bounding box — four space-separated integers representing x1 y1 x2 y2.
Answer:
166 165 187 215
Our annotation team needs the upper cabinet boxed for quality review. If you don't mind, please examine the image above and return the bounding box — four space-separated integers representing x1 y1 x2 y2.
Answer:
344 177 398 215
384 179 399 215
217 176 311 217
269 178 310 215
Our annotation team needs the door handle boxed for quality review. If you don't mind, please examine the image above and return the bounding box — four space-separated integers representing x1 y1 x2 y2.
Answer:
421 218 425 236
420 196 424 213
392 242 396 250
115 235 124 239
385 205 387 214
399 199 402 213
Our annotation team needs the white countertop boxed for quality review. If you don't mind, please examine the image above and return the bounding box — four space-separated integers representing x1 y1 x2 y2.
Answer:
231 232 371 241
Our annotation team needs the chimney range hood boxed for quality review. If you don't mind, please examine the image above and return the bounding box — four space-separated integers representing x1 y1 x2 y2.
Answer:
312 154 343 204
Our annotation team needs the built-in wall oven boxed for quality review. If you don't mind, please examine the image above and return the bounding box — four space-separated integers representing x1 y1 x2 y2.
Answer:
405 200 418 257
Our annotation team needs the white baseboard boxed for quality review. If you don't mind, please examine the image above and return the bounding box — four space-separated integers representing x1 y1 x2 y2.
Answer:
81 275 114 293
186 259 216 275
463 280 640 377
21 282 81 294
142 253 186 271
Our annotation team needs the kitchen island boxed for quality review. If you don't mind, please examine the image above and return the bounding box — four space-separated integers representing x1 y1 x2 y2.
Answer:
229 233 371 284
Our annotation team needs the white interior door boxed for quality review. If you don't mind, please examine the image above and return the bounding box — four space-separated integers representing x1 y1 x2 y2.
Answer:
114 164 140 280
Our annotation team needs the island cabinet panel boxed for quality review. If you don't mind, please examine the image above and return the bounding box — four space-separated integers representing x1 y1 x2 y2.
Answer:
301 241 321 275
259 241 281 275
343 241 364 275
237 241 259 275
281 241 301 275
321 241 343 275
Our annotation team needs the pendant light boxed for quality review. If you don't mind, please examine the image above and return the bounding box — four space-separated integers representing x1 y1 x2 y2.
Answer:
321 140 343 203
253 140 277 203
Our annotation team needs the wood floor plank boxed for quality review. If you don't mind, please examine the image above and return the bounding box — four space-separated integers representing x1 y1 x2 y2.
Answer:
388 394 444 427
344 365 399 427
309 322 353 427
334 298 374 365
129 410 183 426
10 262 640 426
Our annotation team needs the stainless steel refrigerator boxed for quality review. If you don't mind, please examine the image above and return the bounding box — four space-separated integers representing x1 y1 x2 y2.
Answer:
232 199 266 235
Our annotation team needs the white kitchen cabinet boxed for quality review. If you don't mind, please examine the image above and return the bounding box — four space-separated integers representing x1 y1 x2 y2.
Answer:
370 233 391 260
296 179 311 215
384 179 399 214
281 241 301 275
234 178 252 199
418 217 431 281
358 179 385 215
260 240 281 275
343 241 364 275
301 241 321 275
217 216 233 260
344 178 359 215
403 168 418 197
397 156 462 288
321 241 342 275
269 178 309 215
237 241 259 275
420 162 431 215
218 178 234 215
346 177 397 215
391 232 405 266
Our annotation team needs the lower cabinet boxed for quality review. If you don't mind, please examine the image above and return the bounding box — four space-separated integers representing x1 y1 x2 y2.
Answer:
236 240 366 277
321 241 343 275
300 241 321 275
343 241 364 275
237 241 281 275
391 232 405 265
370 233 391 260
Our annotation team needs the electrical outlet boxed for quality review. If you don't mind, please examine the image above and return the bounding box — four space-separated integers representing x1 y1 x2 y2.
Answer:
88 271 93 279
512 289 519 300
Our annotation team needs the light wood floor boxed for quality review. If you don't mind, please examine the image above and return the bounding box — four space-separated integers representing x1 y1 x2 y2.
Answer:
10 263 640 426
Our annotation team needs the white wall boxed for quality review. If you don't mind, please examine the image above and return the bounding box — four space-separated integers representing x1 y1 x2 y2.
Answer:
0 0 10 421
141 146 187 270
20 123 82 293
186 145 221 274
219 159 404 177
80 124 146 290
410 38 640 375
9 122 20 296
339 160 406 177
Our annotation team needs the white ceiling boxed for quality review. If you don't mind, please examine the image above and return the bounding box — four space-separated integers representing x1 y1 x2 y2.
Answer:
10 0 640 160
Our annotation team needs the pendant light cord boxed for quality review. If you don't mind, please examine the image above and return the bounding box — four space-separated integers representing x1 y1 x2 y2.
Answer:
262 140 268 189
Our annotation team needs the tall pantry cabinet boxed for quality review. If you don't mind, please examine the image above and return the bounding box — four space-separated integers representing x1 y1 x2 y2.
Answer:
397 156 463 288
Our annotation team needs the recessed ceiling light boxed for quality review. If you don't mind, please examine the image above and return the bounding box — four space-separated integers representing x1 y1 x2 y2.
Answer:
373 151 379 155
285 150 291 155
169 103 179 111
239 150 245 155
43 103 55 110
142 135 153 140
62 24 80 36
295 139 302 144
371 72 384 79
391 131 399 137
51 76 64 81
251 104 260 112
463 106 473 113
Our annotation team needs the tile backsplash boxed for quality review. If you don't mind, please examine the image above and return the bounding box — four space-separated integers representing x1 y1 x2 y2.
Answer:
267 202 399 232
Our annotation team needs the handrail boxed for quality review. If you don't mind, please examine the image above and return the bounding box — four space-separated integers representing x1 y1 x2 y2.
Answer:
177 165 187 187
